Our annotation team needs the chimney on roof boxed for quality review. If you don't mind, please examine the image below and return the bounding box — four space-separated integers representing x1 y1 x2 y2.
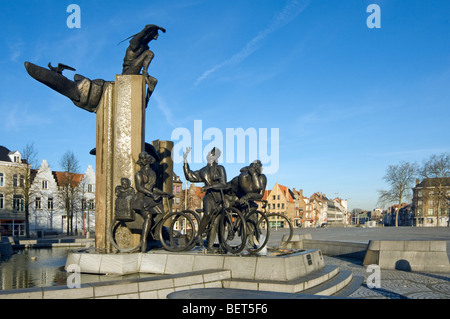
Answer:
415 179 420 186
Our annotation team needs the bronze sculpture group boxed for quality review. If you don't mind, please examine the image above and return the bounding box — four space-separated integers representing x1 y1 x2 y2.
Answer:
24 23 287 255
113 147 269 254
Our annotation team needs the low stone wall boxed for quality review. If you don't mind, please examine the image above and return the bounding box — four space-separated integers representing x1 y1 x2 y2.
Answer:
282 235 367 260
66 249 325 282
363 240 450 272
302 240 368 260
0 269 231 299
283 237 450 273
10 237 94 249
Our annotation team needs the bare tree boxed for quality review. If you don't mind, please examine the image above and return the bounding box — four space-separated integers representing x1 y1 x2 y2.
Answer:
378 161 418 227
20 142 38 238
420 153 450 227
58 151 81 235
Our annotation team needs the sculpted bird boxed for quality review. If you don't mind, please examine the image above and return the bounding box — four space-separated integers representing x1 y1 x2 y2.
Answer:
48 62 76 75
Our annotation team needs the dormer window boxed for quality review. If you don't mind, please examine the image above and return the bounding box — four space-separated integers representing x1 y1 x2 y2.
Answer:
8 151 21 163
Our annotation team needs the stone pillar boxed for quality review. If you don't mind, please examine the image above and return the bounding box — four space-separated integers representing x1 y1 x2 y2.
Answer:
152 140 174 211
95 75 145 251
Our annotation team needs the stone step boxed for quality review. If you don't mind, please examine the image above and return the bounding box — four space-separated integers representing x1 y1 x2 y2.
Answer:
222 264 340 293
300 269 354 296
332 275 364 298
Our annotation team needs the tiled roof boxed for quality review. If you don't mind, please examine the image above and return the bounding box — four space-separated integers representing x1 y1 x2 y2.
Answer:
415 177 450 188
52 171 85 187
0 145 12 162
277 184 295 202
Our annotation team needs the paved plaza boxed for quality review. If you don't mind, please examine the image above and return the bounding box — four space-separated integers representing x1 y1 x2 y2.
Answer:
266 226 450 299
326 256 450 299
268 226 450 246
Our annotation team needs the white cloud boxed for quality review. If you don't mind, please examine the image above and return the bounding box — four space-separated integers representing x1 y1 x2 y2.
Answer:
153 94 177 127
195 0 311 85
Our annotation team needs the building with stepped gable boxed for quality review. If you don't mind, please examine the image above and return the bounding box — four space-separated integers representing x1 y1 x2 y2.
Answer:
0 145 95 236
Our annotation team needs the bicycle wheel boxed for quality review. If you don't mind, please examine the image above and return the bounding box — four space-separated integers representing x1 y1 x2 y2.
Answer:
109 220 141 253
266 213 294 245
218 207 247 254
245 209 270 254
158 211 196 252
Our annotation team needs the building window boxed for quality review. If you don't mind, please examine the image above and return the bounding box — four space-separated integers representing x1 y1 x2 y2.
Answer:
13 195 24 212
272 195 275 200
428 208 434 216
281 203 285 209
35 197 41 209
417 200 422 206
88 184 94 193
13 174 18 187
0 194 3 209
42 180 48 189
417 209 422 216
418 191 423 197
428 200 434 206
0 173 4 187
48 198 54 210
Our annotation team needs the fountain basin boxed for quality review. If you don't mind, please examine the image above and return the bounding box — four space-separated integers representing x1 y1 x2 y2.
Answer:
65 248 324 282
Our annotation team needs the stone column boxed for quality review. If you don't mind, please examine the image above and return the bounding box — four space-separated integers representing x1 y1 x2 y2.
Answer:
152 140 174 211
95 75 145 251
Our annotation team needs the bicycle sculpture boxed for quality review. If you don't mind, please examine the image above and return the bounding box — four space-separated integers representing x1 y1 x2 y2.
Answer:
110 149 294 255
110 151 197 253
183 147 238 253
183 148 293 254
225 160 268 253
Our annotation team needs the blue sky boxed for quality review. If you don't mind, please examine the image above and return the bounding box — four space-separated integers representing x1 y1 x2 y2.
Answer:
1 0 449 210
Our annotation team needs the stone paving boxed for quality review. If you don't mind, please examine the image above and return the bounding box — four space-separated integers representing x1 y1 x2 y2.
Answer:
324 255 450 299
267 227 450 299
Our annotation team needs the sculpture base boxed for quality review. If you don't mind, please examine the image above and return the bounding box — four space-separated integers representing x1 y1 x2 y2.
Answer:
65 248 325 282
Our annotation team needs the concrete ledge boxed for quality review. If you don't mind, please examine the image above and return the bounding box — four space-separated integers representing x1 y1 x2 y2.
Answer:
9 237 94 249
65 249 325 282
363 240 450 272
287 238 368 260
167 287 348 299
0 269 231 299
222 264 339 294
